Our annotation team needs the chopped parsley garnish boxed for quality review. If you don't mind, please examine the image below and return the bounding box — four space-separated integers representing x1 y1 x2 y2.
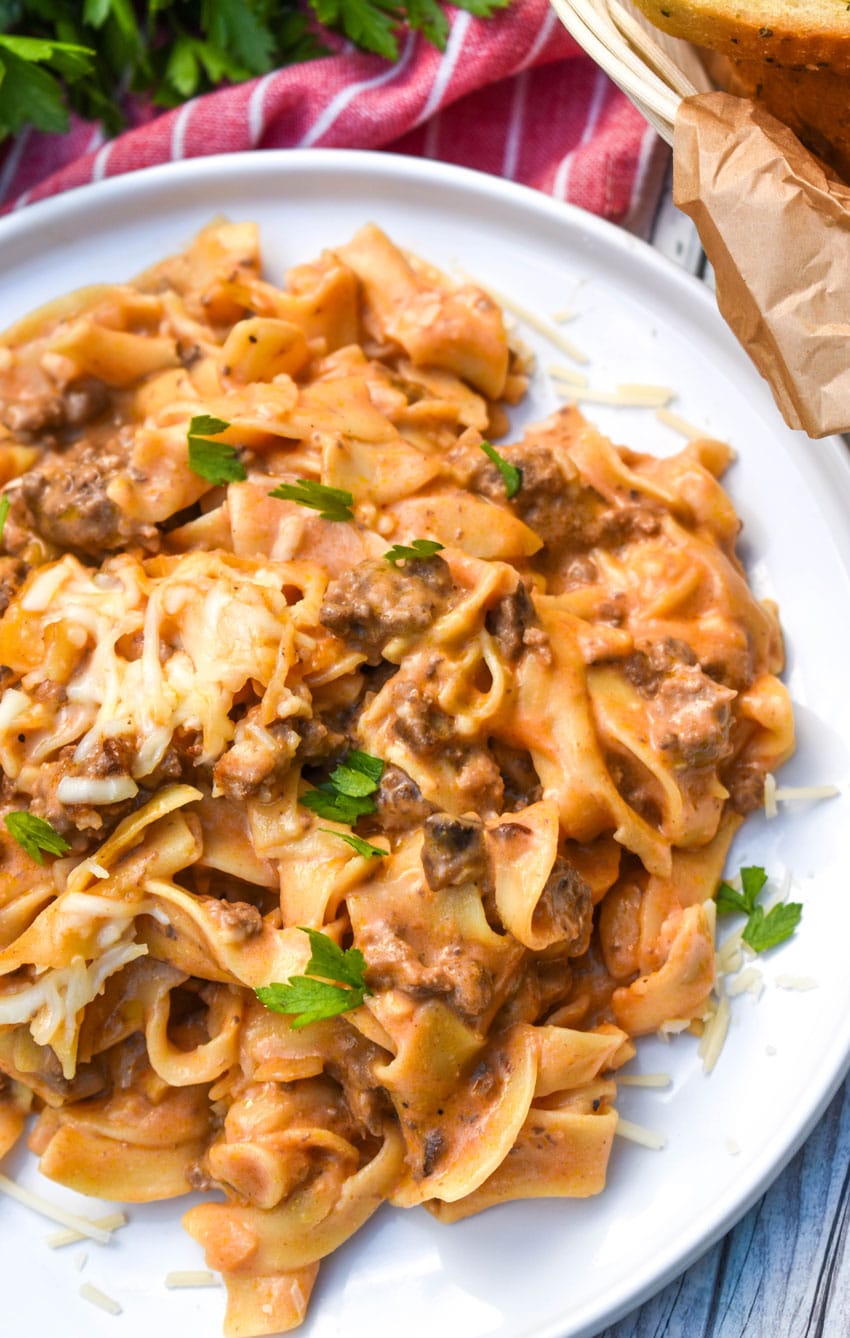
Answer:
4 811 70 865
255 927 371 1028
268 479 354 522
716 864 802 953
299 749 384 822
320 829 388 860
300 788 376 823
479 439 522 499
330 749 384 795
0 493 10 541
187 414 247 484
384 539 445 566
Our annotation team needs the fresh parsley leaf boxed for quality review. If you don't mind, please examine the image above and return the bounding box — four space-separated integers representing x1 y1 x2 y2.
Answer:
320 828 388 859
450 0 511 15
255 926 371 1028
310 0 401 59
4 811 70 865
0 494 10 542
300 786 377 823
256 977 362 1028
396 0 447 47
329 749 384 797
203 0 275 73
164 34 200 99
740 864 768 908
268 479 354 522
0 37 93 137
742 901 803 953
187 414 247 485
299 749 384 819
716 865 767 917
715 882 750 917
300 925 369 989
479 439 522 499
384 539 444 566
716 864 800 955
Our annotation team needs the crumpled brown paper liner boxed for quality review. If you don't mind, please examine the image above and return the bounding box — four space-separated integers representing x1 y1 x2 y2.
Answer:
673 91 850 439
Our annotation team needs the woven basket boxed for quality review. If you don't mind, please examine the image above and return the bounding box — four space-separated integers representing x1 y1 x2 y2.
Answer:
550 0 717 143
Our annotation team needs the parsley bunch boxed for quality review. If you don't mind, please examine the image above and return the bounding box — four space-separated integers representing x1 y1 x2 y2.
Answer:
0 0 511 144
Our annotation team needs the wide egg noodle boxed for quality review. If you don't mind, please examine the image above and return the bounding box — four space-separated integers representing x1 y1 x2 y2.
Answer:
0 220 794 1334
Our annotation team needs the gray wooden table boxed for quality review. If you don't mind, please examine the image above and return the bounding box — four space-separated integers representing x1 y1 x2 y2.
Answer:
602 166 850 1338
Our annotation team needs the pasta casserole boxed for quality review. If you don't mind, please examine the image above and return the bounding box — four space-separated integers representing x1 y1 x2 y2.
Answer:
0 220 794 1334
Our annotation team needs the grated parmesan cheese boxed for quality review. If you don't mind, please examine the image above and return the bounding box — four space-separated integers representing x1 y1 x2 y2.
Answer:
164 1270 220 1289
655 406 707 439
725 966 765 1000
773 784 841 804
470 277 589 364
0 1172 111 1243
698 996 730 1074
547 363 589 389
616 1073 672 1088
775 975 818 992
555 384 673 408
726 1138 741 1156
46 1211 127 1248
79 1282 122 1316
615 1117 667 1150
763 772 779 818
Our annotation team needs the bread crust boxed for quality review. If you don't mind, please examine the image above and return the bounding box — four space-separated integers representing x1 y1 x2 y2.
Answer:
707 53 850 182
630 0 850 75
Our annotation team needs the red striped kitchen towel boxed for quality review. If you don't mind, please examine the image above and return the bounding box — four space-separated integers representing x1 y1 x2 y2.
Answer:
0 0 667 229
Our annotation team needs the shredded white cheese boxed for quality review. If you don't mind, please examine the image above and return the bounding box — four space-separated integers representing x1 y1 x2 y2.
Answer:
655 406 707 439
725 966 765 999
698 996 731 1075
546 362 589 389
555 384 673 408
46 1211 127 1248
763 771 779 818
726 1138 741 1156
79 1283 122 1316
774 974 818 992
774 784 841 803
472 277 589 364
164 1270 221 1289
55 775 139 805
0 1172 111 1243
615 1117 667 1150
616 1073 672 1088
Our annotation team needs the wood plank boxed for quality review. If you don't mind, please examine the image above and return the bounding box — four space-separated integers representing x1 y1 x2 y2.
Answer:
599 1074 850 1336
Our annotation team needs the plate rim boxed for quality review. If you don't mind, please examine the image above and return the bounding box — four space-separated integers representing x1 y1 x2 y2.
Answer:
1 146 849 1338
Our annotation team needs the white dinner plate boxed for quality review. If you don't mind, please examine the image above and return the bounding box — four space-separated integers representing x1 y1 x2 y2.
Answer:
1 150 849 1338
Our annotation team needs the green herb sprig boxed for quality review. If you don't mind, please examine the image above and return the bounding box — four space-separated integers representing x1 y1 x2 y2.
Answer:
479 439 522 499
300 749 385 823
4 811 70 865
716 865 802 953
187 415 247 485
268 479 354 523
0 493 10 541
256 926 371 1028
320 829 388 860
0 0 510 145
384 539 444 566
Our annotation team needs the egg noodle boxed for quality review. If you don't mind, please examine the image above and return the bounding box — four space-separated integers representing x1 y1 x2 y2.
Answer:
0 221 793 1335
